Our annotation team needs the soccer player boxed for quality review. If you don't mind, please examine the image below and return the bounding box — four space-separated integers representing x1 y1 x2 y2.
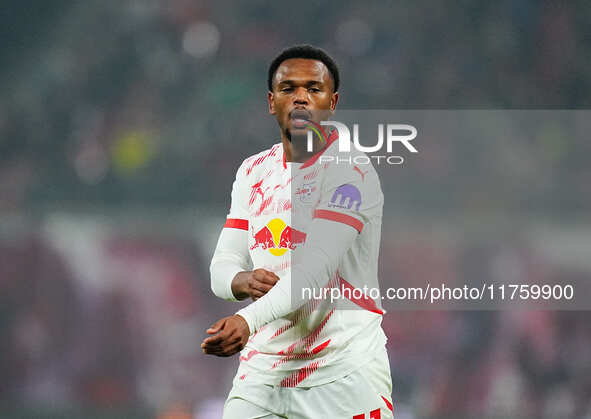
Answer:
203 45 393 418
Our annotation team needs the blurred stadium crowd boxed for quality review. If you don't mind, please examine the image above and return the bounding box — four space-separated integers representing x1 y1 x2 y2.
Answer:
1 0 590 418
2 0 591 209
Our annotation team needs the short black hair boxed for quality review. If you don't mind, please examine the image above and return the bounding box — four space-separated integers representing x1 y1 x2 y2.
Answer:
267 45 340 93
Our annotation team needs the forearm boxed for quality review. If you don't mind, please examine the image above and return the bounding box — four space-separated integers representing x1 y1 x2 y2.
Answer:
210 262 243 301
210 228 250 301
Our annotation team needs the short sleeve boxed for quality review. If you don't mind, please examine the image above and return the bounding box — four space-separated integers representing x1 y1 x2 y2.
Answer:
224 160 250 230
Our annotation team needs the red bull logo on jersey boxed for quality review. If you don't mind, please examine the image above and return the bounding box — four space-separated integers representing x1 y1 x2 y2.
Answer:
250 218 306 256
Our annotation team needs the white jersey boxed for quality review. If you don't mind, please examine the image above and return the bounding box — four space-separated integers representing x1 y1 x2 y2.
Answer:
210 131 387 387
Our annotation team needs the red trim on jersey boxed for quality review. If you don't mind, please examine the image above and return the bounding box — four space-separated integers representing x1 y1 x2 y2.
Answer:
224 218 248 230
381 396 393 413
381 396 393 412
282 151 287 169
279 360 322 387
245 145 280 176
300 128 339 169
271 339 331 369
276 309 334 357
311 339 331 354
339 276 384 315
268 277 339 342
313 209 364 233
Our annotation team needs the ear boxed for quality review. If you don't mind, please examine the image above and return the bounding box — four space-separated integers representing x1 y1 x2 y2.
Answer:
329 92 339 114
268 91 276 115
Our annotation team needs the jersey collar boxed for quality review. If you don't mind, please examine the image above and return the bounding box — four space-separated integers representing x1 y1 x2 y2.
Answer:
281 129 339 170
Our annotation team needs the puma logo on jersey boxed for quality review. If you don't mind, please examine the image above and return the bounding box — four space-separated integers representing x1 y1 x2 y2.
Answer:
249 179 270 207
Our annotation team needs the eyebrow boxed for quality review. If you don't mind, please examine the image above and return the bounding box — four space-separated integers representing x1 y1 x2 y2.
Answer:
277 80 324 87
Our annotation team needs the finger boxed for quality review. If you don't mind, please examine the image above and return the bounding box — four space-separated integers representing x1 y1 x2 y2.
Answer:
202 343 228 356
201 340 227 355
252 269 267 281
251 289 265 300
202 331 240 355
206 318 226 334
202 327 232 346
259 274 279 285
250 281 273 293
203 332 229 347
226 332 242 345
201 338 222 353
202 344 227 356
262 269 279 278
220 341 245 357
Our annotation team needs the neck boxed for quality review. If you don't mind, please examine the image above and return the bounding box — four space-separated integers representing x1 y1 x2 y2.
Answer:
281 133 326 163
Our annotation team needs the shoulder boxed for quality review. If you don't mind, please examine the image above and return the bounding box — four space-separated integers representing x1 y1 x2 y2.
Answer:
323 142 380 186
236 143 283 179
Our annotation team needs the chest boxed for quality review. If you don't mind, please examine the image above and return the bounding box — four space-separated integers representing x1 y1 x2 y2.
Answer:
246 165 322 257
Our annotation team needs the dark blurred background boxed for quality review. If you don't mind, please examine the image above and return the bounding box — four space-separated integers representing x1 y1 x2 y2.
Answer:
1 1 590 418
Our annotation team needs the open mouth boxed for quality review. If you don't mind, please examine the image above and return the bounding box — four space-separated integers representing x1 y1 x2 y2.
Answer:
290 109 312 129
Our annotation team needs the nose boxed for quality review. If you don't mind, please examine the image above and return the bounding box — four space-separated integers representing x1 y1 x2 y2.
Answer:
293 87 308 105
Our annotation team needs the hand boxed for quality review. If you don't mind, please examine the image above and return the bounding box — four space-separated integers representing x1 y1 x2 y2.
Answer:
201 315 250 357
232 269 280 301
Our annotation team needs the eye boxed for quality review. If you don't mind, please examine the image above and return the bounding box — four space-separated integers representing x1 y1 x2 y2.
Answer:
308 87 320 93
280 87 293 93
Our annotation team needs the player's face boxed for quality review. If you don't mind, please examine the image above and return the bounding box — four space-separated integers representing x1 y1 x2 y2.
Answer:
268 58 339 139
